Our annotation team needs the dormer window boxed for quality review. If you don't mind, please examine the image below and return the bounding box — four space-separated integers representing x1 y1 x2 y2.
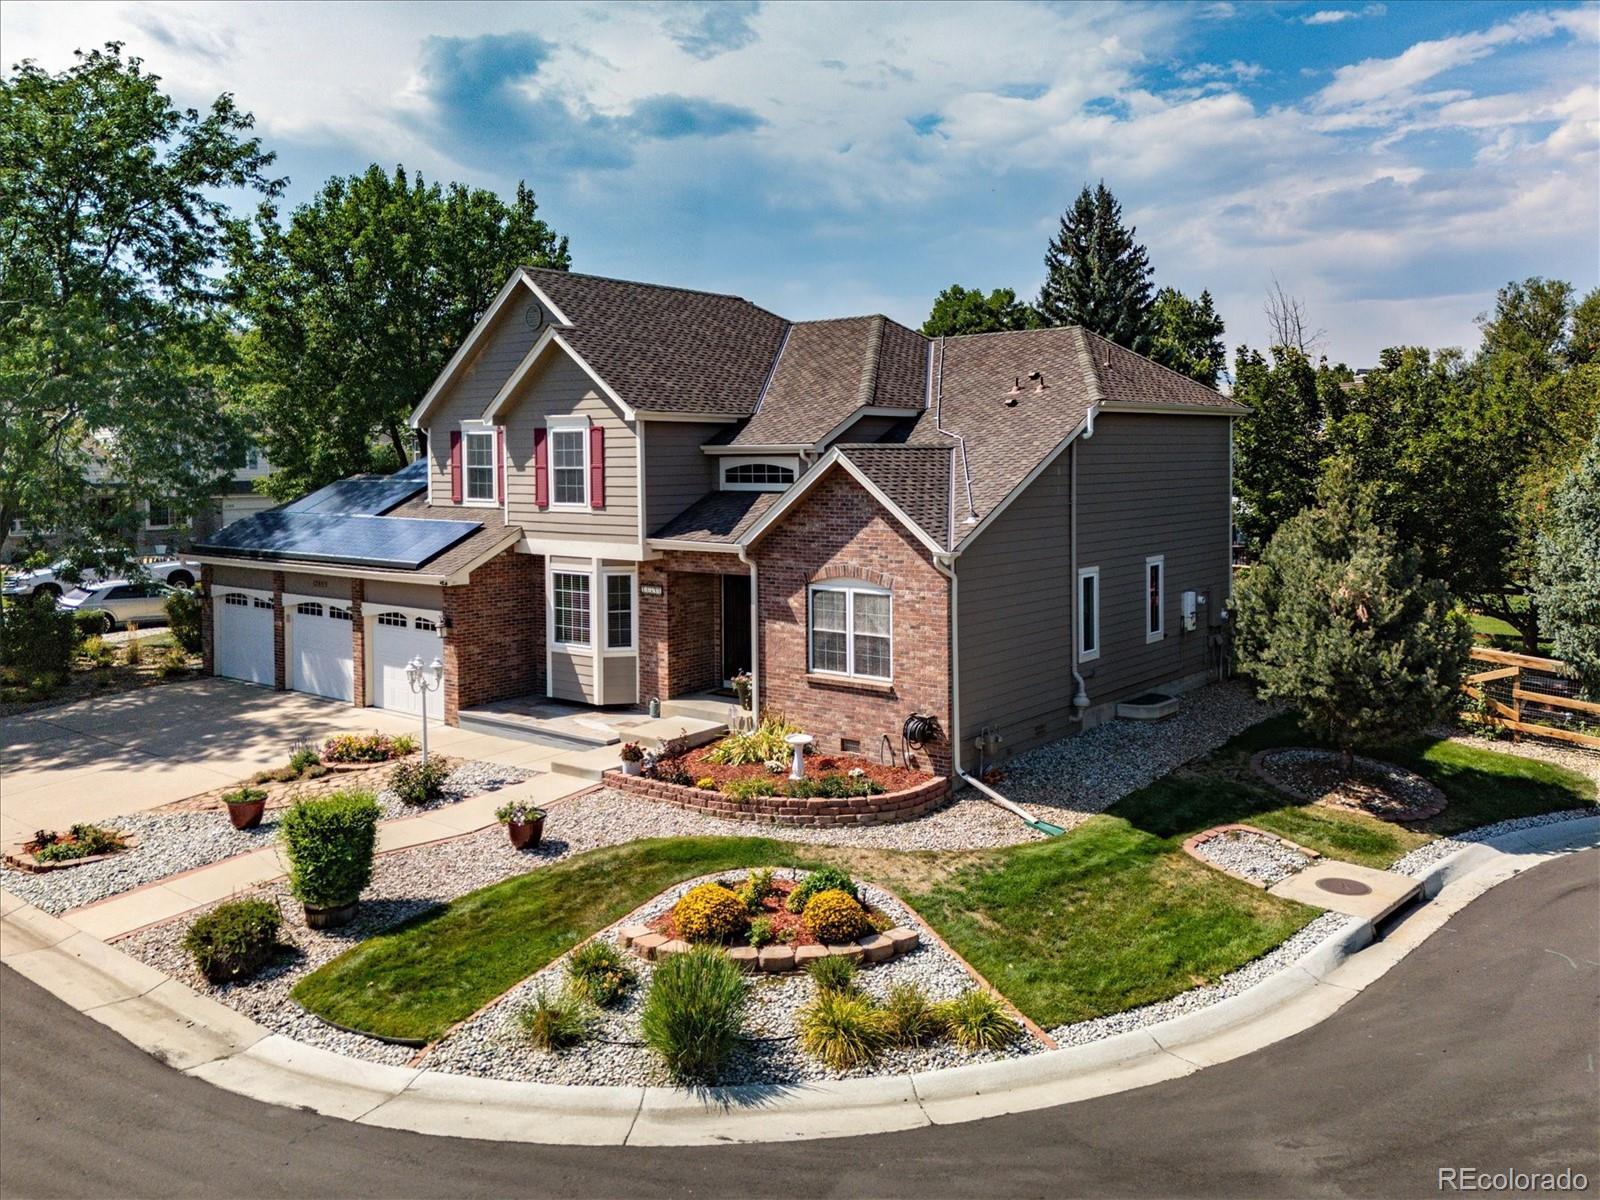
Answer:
721 458 798 492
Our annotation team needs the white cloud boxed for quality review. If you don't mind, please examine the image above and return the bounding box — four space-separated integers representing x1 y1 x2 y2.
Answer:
1302 5 1386 27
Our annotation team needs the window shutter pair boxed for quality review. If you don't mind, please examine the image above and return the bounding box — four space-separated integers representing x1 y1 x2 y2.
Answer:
530 426 605 509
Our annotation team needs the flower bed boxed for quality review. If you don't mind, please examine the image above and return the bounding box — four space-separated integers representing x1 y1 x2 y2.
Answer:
668 746 928 794
606 765 949 827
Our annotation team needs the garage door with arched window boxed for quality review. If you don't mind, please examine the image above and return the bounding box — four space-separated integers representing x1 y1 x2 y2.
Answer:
288 599 354 702
370 609 445 720
214 591 274 686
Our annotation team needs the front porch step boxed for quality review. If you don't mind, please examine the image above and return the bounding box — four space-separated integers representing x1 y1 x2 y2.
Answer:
660 697 746 726
456 709 620 750
549 745 626 781
626 716 727 751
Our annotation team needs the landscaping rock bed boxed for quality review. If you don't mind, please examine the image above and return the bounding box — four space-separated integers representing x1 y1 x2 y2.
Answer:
1185 825 1316 886
1389 808 1598 877
1251 748 1448 821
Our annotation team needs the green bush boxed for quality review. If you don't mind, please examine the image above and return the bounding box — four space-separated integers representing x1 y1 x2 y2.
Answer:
722 777 779 801
804 772 886 799
672 882 747 943
703 714 800 766
748 916 776 948
31 823 125 863
222 786 267 806
158 644 189 677
566 939 637 1008
936 990 1020 1051
389 758 450 806
163 587 202 653
278 792 380 908
79 635 116 667
516 988 592 1051
797 989 888 1069
0 598 74 682
182 899 283 983
72 608 107 643
288 743 322 775
123 634 144 666
785 866 858 913
640 945 746 1081
738 868 775 913
882 982 946 1048
804 953 859 995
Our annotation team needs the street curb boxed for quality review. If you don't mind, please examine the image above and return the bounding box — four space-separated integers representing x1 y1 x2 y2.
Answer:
3 814 1595 1146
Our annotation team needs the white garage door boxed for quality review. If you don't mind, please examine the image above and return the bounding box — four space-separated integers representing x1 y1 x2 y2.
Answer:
289 600 354 702
370 610 444 720
215 591 275 686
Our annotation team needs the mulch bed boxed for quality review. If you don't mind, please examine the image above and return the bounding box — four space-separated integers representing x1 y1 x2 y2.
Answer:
645 877 887 947
657 747 929 793
1251 748 1448 822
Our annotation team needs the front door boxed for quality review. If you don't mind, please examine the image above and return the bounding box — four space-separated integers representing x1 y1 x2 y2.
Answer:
721 574 751 685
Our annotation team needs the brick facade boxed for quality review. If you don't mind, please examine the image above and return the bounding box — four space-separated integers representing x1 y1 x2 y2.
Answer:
750 472 953 776
199 565 215 676
271 570 286 690
349 579 366 707
638 549 749 704
441 549 544 722
604 768 950 826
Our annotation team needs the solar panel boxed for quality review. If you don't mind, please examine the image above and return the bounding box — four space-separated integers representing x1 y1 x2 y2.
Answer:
195 510 479 570
283 459 428 516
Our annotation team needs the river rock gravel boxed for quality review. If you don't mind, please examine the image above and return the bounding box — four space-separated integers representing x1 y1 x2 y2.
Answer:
1191 830 1311 884
1388 808 1597 877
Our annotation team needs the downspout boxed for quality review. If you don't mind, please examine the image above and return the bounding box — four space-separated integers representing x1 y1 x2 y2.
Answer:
736 545 760 718
1070 406 1098 718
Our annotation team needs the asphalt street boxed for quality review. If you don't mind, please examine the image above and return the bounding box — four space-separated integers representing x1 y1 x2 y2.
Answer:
2 848 1596 1200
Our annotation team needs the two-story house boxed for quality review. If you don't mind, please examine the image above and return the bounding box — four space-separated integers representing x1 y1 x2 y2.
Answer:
192 267 1245 779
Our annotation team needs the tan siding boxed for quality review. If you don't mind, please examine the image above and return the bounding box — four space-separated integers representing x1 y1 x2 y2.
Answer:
211 564 274 590
502 353 638 546
280 571 351 601
644 422 716 531
364 580 443 610
549 650 595 703
603 654 638 705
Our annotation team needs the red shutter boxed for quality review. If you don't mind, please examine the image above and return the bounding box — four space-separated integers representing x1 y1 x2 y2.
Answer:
449 431 462 505
589 425 605 508
533 428 549 509
496 427 505 502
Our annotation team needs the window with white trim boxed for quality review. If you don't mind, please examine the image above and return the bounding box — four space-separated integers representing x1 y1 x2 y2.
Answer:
463 429 496 503
377 611 408 628
252 597 274 610
413 616 438 633
808 581 891 680
553 572 591 646
723 462 794 489
145 500 176 529
223 592 250 607
1078 566 1100 662
328 606 352 621
605 572 634 651
296 602 323 617
551 428 586 506
1145 555 1165 642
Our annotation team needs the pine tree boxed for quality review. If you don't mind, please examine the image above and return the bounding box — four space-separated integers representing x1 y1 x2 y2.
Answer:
1531 423 1600 693
1150 287 1227 387
1234 458 1472 770
1037 182 1155 352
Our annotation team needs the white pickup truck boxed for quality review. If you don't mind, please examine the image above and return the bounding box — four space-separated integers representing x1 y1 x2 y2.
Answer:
1 557 201 601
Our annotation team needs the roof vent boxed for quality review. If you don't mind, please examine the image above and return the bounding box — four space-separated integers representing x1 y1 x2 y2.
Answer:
1029 371 1049 393
1005 375 1023 406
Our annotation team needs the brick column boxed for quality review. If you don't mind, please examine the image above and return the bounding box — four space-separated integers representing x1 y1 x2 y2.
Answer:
441 583 462 726
200 564 215 677
349 578 365 708
637 562 670 704
271 570 286 690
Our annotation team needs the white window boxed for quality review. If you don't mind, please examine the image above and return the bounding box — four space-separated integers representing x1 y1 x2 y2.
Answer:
1146 555 1165 643
605 572 634 651
244 446 260 470
463 429 496 503
145 500 176 530
722 462 796 491
328 606 352 621
223 592 250 608
553 571 591 646
551 428 587 507
808 581 891 680
1078 566 1100 662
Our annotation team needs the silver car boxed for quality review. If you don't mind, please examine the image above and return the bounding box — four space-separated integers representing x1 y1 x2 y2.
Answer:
57 580 173 632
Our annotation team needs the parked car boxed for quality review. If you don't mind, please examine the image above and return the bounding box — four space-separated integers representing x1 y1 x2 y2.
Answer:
56 580 176 631
2 556 198 601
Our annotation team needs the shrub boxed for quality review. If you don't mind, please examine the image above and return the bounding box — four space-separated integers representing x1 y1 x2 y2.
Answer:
163 587 202 653
79 635 115 667
123 634 144 665
803 890 871 943
748 917 776 948
517 988 592 1051
936 990 1020 1051
390 758 450 806
723 777 779 801
31 823 124 863
1531 427 1600 694
390 734 418 756
882 982 946 1048
0 598 74 681
639 945 746 1081
804 952 859 995
72 608 108 643
619 741 645 763
673 882 747 943
764 758 786 774
222 786 267 807
703 713 800 766
288 742 322 775
566 940 637 1008
797 989 888 1070
158 644 189 677
786 866 858 913
182 899 282 983
278 792 380 908
738 868 775 913
695 776 716 790
321 732 412 763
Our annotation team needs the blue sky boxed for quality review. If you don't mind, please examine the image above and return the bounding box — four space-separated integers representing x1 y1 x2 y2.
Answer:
5 0 1596 366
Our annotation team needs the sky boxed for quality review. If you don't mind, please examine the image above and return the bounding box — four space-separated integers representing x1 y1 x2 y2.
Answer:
4 0 1597 368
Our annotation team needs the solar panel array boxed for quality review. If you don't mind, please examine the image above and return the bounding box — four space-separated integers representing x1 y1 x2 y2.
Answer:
283 459 428 516
195 510 479 571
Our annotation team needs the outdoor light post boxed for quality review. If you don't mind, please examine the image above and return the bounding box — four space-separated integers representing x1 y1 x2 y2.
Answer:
405 655 444 765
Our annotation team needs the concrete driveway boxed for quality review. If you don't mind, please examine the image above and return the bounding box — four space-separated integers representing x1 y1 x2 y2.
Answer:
0 678 556 845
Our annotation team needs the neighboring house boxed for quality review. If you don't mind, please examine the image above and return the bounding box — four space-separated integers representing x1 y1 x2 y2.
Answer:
191 268 1246 779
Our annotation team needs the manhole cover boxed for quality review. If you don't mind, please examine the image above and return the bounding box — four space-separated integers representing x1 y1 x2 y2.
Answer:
1316 877 1373 896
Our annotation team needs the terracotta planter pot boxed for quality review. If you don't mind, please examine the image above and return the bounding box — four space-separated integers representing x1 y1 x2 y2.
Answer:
225 801 266 830
506 816 546 850
303 901 358 929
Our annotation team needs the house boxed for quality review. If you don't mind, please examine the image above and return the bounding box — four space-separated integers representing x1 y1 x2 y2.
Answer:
190 267 1246 780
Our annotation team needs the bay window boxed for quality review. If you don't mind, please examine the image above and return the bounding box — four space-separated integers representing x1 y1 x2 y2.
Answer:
553 571 591 647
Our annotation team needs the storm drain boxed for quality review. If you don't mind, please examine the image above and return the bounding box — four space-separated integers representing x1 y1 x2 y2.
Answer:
1315 876 1374 897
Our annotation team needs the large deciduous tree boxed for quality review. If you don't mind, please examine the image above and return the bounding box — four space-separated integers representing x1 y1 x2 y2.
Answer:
229 165 570 501
1234 459 1472 770
1149 287 1226 388
921 285 1040 337
1036 182 1154 352
0 44 277 565
1531 424 1600 693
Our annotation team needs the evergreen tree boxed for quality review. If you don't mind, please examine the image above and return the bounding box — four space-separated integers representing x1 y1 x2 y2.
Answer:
1234 459 1472 770
1150 287 1226 387
1037 182 1154 352
921 284 1041 337
1531 424 1600 693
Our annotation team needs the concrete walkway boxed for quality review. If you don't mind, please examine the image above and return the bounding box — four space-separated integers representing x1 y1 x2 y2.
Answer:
3 814 1593 1148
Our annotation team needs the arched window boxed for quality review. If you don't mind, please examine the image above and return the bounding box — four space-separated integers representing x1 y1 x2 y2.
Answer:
377 611 408 628
296 602 323 617
723 462 795 489
252 596 274 610
222 593 250 608
413 616 438 633
328 606 352 621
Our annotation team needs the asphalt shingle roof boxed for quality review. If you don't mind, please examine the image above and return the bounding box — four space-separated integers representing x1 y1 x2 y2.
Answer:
834 444 953 549
650 491 780 544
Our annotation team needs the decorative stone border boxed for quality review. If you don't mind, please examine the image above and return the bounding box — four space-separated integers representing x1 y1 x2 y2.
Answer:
603 769 950 827
618 921 920 974
1181 823 1320 889
1250 748 1448 822
3 833 141 874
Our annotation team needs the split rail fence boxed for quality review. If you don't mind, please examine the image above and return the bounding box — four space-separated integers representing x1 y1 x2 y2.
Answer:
1461 647 1600 751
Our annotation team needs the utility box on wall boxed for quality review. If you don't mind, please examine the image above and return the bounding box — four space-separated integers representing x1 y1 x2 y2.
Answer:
1181 590 1198 631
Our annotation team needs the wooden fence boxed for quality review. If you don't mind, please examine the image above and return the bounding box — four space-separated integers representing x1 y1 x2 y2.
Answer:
1461 647 1600 750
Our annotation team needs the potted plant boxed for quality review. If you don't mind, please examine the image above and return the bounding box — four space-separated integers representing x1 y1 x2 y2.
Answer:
731 671 753 711
619 741 645 776
279 791 380 928
496 799 547 850
222 786 268 830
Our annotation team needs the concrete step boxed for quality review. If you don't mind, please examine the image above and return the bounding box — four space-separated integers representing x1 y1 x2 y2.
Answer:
548 745 624 781
660 697 746 726
625 716 726 751
456 710 618 750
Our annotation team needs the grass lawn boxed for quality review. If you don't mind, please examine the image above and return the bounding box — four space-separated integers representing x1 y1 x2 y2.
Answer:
1468 610 1554 656
293 717 1595 1044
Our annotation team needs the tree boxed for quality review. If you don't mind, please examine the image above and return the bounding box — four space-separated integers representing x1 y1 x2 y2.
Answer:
1531 423 1600 693
921 285 1040 337
1149 287 1226 387
1234 459 1472 770
0 45 277 565
229 165 569 501
1476 277 1574 378
1036 182 1153 352
1262 278 1324 355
